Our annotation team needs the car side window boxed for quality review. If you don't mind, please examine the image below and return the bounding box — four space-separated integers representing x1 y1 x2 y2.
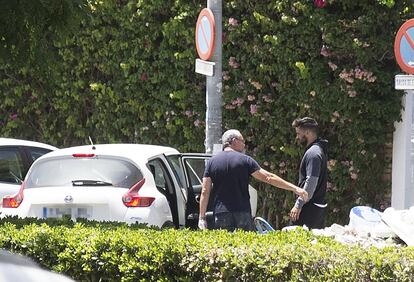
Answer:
165 155 185 188
184 158 207 186
26 147 52 162
0 148 24 184
148 159 174 194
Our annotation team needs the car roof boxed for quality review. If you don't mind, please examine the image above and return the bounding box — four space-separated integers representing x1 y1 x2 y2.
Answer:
0 138 58 150
41 144 180 161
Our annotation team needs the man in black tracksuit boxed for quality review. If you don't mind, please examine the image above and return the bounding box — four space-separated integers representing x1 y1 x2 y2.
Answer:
290 117 328 229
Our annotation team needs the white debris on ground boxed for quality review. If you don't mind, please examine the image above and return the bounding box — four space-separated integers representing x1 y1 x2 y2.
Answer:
282 206 411 248
310 223 400 248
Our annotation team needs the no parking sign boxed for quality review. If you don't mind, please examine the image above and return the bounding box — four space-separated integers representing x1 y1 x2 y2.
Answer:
394 19 414 74
195 8 215 61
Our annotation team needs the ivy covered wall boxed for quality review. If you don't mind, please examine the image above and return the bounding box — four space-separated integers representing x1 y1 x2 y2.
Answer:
0 0 412 226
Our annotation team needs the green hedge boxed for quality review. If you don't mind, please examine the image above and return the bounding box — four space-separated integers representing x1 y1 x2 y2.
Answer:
0 217 413 281
0 0 413 226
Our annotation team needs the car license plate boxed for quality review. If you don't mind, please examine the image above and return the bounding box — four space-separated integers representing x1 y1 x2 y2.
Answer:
43 207 91 219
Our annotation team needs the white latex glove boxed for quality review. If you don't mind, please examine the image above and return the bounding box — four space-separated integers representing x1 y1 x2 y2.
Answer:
198 218 207 230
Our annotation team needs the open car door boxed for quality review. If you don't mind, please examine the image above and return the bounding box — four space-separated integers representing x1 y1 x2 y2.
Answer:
180 154 213 229
175 154 257 229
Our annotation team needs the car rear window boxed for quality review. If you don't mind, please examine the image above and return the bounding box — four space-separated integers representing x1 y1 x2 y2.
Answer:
25 157 143 189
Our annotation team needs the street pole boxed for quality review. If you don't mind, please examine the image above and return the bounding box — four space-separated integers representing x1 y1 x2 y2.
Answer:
205 0 222 154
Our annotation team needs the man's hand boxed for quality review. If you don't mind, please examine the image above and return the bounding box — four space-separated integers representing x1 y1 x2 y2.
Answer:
295 187 308 202
290 206 301 222
198 218 207 230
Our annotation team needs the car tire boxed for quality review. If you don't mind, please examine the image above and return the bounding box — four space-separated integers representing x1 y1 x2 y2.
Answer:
161 221 175 229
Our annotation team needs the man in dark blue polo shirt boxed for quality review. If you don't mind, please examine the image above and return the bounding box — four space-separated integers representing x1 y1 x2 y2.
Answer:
198 129 308 231
290 117 328 229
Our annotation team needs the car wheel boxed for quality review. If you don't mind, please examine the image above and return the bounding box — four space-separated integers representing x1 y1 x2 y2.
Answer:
161 221 175 229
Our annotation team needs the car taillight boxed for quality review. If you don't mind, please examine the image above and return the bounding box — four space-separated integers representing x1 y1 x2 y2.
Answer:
122 178 155 207
72 153 95 158
3 182 25 208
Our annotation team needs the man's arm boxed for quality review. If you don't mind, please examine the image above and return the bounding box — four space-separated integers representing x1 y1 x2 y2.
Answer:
290 153 322 221
198 177 212 229
294 156 322 209
251 168 308 201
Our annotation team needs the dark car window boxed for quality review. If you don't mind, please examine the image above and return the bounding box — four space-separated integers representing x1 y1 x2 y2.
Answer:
26 147 53 162
148 159 174 194
184 158 207 186
166 155 185 188
0 148 24 184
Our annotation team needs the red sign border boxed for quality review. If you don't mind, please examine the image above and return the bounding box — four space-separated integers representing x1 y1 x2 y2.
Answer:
395 19 414 74
195 8 215 61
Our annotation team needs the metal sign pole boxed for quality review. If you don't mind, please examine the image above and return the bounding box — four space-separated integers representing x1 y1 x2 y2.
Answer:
392 19 414 209
205 0 222 154
392 89 414 209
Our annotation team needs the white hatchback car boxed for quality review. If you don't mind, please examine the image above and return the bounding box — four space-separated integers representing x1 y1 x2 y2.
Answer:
0 138 57 207
1 144 257 228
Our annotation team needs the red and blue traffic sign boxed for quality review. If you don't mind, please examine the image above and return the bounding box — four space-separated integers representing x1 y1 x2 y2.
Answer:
195 8 215 61
395 19 414 74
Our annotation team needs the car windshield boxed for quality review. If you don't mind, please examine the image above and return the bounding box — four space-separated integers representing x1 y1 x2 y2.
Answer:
25 157 143 189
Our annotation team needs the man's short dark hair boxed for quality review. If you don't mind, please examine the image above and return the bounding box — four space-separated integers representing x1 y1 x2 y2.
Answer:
292 117 318 133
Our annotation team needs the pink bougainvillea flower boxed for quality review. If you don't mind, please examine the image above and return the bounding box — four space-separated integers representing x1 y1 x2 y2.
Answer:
10 114 18 120
250 104 257 114
314 0 326 8
350 172 358 180
249 80 262 90
223 72 231 81
140 72 148 81
231 97 244 107
228 18 239 27
229 57 240 69
328 61 338 71
320 45 330 57
347 90 357 97
225 104 236 110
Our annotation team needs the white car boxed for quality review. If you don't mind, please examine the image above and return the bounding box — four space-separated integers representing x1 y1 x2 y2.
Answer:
0 138 57 207
1 144 257 228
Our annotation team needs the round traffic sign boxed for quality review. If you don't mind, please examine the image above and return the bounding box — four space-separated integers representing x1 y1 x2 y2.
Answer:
395 19 414 74
195 8 215 61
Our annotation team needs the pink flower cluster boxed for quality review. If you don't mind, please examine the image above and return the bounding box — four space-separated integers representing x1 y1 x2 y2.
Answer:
250 104 257 115
341 160 359 180
331 111 341 123
314 0 326 8
262 95 272 103
326 182 338 192
279 161 287 175
225 97 244 110
328 62 338 71
247 95 255 101
194 119 202 127
248 79 262 90
339 67 377 84
184 110 193 117
228 18 239 27
223 71 231 81
320 45 330 57
229 57 240 69
354 66 376 82
327 159 337 171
